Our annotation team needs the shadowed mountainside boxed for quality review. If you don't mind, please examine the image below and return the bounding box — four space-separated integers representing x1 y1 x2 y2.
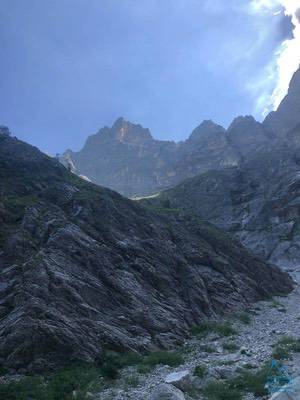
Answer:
0 133 293 373
141 122 300 269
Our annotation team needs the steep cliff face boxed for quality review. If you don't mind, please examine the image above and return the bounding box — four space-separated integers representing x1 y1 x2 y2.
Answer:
264 67 300 135
63 67 300 198
227 116 274 157
0 133 292 373
63 116 274 197
144 123 300 269
63 117 179 197
172 120 240 183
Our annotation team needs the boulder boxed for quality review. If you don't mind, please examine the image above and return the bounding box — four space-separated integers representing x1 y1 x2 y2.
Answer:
150 383 185 400
165 370 192 391
214 366 235 379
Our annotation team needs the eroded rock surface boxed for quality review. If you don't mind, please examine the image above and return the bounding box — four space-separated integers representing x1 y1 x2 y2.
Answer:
142 125 300 269
0 134 292 372
150 384 185 400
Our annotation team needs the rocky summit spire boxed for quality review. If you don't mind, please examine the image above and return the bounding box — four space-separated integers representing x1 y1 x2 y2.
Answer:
0 125 11 136
187 120 225 142
110 117 153 143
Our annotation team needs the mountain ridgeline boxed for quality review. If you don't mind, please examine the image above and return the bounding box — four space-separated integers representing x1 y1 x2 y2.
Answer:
62 68 300 198
62 117 270 198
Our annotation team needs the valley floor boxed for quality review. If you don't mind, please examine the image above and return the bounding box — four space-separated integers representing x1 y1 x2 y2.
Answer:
97 266 300 400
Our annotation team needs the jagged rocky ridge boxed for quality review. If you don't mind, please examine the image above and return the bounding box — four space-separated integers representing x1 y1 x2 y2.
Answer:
63 67 300 199
140 68 300 269
62 115 272 198
0 133 293 373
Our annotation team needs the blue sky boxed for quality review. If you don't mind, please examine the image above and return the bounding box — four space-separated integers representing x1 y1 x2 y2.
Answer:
0 0 296 154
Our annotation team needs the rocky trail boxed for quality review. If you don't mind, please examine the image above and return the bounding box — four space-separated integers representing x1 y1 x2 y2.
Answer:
97 266 300 400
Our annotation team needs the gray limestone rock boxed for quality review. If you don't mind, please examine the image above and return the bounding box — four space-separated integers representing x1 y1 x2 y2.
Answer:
150 384 185 400
0 133 292 373
164 370 192 392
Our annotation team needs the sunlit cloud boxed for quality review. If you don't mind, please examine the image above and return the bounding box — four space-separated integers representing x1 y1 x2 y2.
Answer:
250 0 300 115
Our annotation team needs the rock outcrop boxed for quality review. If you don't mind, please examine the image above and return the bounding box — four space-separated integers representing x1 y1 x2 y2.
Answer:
150 384 186 400
0 133 292 373
142 122 300 269
62 117 179 197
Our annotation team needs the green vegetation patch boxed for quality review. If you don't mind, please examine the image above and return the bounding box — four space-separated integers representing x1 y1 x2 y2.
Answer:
200 345 215 353
194 364 207 378
191 321 237 338
142 350 184 367
100 350 143 380
203 381 242 400
272 336 300 360
100 349 184 380
234 312 251 325
123 373 140 388
203 362 271 400
231 363 270 397
144 205 183 215
203 359 292 400
0 348 184 400
223 342 240 351
0 363 101 400
3 195 39 223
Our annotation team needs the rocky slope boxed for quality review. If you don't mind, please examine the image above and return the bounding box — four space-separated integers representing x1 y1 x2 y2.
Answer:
0 132 292 373
142 126 300 269
97 264 300 400
139 66 300 269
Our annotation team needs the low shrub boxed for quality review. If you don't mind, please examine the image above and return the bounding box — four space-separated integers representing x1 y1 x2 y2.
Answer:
200 345 215 353
272 336 300 360
231 363 270 397
223 342 240 351
191 321 236 338
0 364 101 400
142 351 183 367
203 381 242 400
235 312 251 325
123 373 140 388
194 364 207 378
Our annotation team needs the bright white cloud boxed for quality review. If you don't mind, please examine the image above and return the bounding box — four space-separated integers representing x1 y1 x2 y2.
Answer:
250 0 300 114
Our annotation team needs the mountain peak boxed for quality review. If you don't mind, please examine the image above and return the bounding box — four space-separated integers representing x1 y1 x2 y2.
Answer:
111 116 125 129
228 115 257 131
188 120 225 142
110 117 153 143
0 125 11 136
